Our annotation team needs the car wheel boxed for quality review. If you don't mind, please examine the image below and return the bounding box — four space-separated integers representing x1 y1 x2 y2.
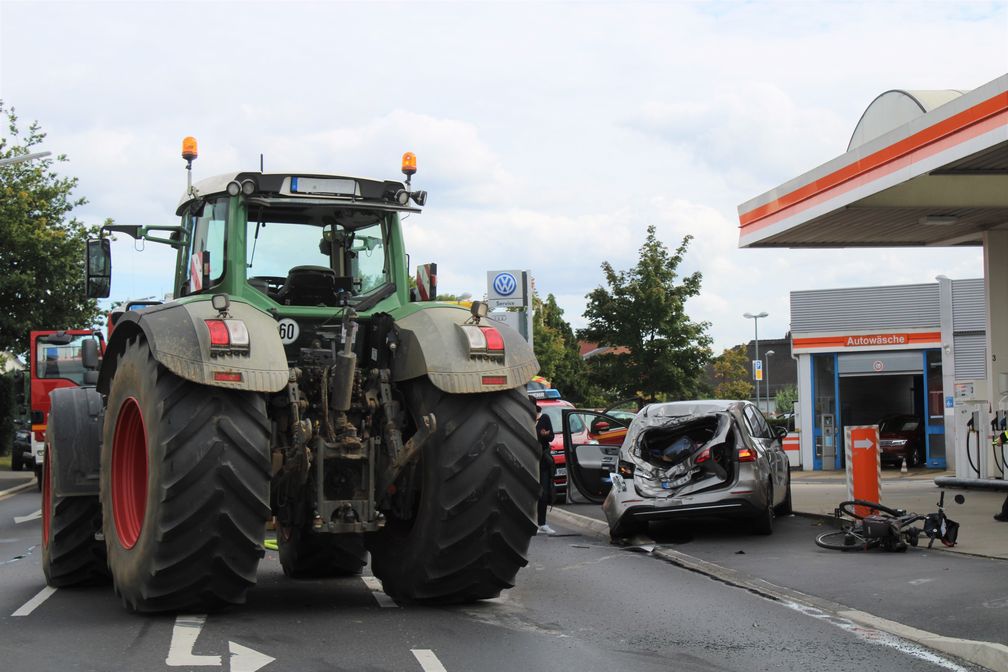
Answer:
609 518 647 543
751 482 774 535
11 448 23 472
775 472 793 516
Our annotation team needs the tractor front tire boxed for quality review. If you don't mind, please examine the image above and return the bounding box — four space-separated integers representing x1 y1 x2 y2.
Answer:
368 380 539 603
42 450 109 587
100 337 271 612
278 527 367 578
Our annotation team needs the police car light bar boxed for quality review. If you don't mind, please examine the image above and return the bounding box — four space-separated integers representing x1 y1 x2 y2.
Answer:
528 389 562 400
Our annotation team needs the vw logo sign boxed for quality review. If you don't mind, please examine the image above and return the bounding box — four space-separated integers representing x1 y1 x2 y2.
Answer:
493 272 518 297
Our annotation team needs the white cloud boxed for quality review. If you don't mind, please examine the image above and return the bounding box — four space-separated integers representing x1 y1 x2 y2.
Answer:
0 0 1000 354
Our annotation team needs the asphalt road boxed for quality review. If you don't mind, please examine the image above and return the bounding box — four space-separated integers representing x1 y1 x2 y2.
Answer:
0 487 990 672
559 502 1008 646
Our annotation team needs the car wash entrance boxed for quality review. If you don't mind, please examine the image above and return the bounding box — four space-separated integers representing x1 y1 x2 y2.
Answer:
812 349 945 470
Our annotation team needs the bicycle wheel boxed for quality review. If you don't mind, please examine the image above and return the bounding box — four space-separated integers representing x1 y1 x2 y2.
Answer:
838 500 903 520
815 529 874 551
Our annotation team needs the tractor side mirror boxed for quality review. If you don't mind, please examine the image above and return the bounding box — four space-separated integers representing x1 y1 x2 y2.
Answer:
86 238 112 298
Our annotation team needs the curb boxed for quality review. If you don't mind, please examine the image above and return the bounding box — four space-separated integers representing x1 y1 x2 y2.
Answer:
548 506 1008 672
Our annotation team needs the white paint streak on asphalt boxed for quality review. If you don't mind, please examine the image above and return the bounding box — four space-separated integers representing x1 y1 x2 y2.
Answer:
411 649 448 672
361 575 398 608
12 585 57 616
783 601 971 672
13 509 41 524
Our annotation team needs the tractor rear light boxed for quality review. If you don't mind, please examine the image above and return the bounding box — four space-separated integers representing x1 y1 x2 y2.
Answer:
213 371 243 383
459 325 486 354
479 326 505 356
737 447 757 462
482 375 507 386
205 319 250 355
224 319 250 348
205 319 230 347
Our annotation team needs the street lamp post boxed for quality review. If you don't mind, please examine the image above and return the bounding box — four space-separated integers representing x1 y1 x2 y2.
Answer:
744 311 768 410
764 350 776 414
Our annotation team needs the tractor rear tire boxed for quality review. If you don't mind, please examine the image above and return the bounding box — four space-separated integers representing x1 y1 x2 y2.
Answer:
368 380 539 603
42 451 109 587
278 527 367 578
100 337 271 612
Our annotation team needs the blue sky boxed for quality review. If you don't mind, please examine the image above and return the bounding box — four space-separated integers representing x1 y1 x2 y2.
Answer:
2 0 1005 351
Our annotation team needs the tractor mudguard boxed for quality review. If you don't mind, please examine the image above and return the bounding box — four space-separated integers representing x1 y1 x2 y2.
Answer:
48 387 103 497
98 299 288 394
391 306 539 394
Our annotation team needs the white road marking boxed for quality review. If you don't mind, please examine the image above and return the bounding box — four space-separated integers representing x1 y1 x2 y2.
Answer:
908 577 935 586
14 509 41 524
411 649 448 672
12 585 57 616
166 614 222 667
784 601 971 672
229 641 275 672
361 575 398 608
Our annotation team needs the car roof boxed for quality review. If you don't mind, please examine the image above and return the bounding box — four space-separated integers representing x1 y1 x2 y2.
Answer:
645 399 746 416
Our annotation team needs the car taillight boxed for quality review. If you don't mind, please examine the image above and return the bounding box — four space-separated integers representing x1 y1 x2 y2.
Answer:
204 319 250 355
459 324 506 360
695 447 711 463
738 447 757 462
617 460 636 478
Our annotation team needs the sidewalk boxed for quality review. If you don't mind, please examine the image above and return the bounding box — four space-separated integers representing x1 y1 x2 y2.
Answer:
791 467 1008 560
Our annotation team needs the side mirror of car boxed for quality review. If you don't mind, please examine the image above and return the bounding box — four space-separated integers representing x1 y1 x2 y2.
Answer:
591 419 610 434
775 426 788 439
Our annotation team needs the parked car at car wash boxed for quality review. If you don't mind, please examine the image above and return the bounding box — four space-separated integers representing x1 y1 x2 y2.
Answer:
877 414 926 467
530 389 628 503
561 399 792 541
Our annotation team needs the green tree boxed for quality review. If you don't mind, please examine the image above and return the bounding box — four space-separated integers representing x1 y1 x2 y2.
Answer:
712 344 753 400
532 293 599 405
580 225 712 401
775 384 798 415
0 103 101 355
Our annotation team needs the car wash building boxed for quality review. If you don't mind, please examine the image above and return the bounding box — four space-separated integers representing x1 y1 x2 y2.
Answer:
737 73 1008 482
789 278 985 471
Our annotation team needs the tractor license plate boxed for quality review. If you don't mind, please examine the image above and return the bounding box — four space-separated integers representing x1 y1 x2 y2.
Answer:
556 467 567 477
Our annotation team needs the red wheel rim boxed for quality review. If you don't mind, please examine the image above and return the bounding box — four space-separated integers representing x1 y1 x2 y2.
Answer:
111 397 148 550
42 448 51 548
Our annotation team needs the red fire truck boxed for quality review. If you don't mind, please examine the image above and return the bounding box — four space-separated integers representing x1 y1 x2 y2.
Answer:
26 329 105 486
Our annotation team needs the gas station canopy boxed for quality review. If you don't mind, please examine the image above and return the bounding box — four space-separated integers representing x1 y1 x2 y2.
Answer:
737 74 1008 249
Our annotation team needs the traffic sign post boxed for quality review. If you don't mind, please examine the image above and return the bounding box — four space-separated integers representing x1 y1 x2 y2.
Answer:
844 425 882 518
486 270 534 347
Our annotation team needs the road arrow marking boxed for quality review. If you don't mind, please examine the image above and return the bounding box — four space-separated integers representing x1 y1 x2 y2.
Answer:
166 615 274 671
14 509 41 524
166 615 222 667
854 439 875 450
229 641 275 672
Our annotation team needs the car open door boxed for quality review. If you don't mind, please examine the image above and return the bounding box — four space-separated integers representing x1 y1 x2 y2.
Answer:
561 409 630 504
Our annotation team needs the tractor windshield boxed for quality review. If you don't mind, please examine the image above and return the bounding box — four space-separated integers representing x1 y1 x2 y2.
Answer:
245 206 390 304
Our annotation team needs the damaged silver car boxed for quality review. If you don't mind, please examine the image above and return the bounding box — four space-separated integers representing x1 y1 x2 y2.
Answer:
561 400 792 542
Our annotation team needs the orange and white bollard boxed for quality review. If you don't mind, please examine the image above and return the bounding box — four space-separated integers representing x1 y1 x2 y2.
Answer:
844 425 882 519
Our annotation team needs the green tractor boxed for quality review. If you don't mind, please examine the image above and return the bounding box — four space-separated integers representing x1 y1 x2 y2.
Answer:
41 139 541 612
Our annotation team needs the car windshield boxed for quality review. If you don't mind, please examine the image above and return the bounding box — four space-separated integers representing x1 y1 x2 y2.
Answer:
540 406 585 433
880 418 919 432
